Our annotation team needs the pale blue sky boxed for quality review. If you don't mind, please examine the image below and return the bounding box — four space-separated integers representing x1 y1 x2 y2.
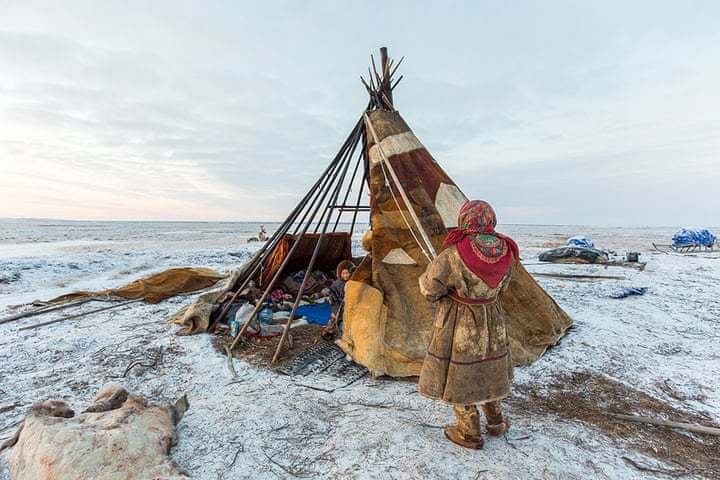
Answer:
0 1 718 226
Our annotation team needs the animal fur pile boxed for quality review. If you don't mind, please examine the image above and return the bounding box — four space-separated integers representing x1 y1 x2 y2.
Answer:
1 383 189 480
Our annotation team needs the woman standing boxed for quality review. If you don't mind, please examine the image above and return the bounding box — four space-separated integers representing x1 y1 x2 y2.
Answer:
418 200 519 449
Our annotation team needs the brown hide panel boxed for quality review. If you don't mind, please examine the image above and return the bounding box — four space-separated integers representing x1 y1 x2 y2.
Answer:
390 148 454 207
368 150 448 262
366 109 412 138
350 255 373 285
371 259 434 367
501 262 574 365
262 233 352 286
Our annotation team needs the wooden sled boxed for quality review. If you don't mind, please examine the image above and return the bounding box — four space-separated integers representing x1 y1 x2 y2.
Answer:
652 243 719 255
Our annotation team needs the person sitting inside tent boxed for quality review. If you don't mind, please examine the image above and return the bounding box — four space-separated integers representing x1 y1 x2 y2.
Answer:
330 260 353 304
321 260 354 339
418 200 519 450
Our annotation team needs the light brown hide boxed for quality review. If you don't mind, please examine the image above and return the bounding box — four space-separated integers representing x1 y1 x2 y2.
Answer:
8 384 188 480
45 267 226 305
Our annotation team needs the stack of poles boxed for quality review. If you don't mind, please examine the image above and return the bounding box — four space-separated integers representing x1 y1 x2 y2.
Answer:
348 168 368 237
211 116 364 332
349 132 371 237
224 118 367 356
270 126 365 363
331 127 368 234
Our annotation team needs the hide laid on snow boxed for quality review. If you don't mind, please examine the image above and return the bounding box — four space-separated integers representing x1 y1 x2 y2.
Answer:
4 384 189 480
43 267 226 305
168 269 242 335
180 48 571 372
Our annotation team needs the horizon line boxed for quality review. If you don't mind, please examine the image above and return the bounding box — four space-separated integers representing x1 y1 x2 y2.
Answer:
1 216 713 230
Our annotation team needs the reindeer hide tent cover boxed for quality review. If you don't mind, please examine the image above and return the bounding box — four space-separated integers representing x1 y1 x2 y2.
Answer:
188 48 572 373
337 108 572 376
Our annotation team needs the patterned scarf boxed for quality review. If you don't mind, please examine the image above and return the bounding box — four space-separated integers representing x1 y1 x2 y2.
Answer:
443 200 519 289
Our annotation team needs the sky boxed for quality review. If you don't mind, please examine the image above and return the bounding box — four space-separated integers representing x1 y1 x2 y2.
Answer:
0 1 718 226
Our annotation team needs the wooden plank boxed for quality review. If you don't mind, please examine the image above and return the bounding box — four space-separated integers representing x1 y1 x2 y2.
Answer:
610 413 720 436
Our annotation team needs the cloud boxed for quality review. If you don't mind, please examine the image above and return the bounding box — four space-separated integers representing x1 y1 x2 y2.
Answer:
0 1 719 225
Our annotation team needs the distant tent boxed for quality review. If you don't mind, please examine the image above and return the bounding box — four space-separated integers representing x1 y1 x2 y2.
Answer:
185 48 571 372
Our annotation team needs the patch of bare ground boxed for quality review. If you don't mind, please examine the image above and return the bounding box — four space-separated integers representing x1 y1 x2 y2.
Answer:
508 371 720 477
213 324 329 369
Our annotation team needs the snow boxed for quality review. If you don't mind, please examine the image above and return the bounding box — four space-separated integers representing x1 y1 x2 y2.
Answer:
1 221 719 479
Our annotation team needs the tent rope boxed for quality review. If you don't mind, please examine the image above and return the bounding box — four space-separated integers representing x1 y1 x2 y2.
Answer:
363 112 437 262
378 160 433 263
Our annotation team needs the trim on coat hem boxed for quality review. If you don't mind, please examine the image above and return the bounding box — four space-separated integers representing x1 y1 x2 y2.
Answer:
417 389 509 407
425 350 509 365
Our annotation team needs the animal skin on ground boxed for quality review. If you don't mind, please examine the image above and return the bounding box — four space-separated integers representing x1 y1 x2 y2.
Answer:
5 383 189 480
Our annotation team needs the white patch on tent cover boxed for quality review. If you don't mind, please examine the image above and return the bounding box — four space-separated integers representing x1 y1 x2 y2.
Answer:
435 183 468 228
368 131 423 165
382 248 417 265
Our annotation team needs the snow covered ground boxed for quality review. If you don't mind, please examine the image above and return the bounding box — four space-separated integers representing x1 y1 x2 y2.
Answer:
1 220 718 479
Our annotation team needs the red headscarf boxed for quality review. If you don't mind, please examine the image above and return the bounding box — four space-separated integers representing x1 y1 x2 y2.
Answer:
443 200 519 289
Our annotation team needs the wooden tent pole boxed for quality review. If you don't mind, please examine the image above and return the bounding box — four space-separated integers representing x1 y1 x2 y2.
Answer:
230 124 363 349
609 413 720 436
214 120 362 326
380 47 393 106
349 128 371 236
213 170 329 327
211 213 297 329
314 131 360 233
349 168 368 236
230 136 356 348
290 152 344 235
270 233 325 363
229 134 353 342
364 112 437 259
331 101 371 232
331 135 364 231
290 120 363 235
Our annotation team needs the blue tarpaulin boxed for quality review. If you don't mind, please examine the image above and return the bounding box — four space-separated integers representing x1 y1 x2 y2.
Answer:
296 302 332 326
671 229 717 248
567 236 595 249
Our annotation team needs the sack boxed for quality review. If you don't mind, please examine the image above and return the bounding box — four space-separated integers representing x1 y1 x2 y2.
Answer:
566 236 595 249
538 246 608 264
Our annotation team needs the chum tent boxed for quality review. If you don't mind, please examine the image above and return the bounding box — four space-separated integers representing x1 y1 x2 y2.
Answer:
174 48 572 373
